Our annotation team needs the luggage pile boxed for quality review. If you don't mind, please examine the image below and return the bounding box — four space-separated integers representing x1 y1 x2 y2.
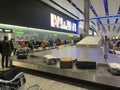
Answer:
43 55 97 69
59 57 96 69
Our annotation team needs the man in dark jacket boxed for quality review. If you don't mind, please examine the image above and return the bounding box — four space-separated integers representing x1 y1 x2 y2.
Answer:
1 36 11 69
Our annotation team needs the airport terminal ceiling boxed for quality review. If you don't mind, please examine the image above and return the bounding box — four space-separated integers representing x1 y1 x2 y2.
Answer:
41 0 120 33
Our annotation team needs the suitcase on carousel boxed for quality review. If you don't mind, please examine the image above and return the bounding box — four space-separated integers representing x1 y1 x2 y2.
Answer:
44 55 58 65
60 57 73 68
76 58 96 69
16 49 28 59
108 63 120 75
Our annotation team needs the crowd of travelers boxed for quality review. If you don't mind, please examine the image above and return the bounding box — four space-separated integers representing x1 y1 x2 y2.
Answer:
0 36 80 69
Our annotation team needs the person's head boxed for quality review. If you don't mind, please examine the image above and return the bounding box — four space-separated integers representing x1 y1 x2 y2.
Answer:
4 36 8 40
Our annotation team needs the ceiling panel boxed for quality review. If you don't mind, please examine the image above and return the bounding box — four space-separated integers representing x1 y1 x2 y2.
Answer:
109 0 120 16
108 0 120 32
90 10 96 18
52 0 82 19
109 19 116 31
72 0 84 12
118 19 120 24
72 0 84 19
90 0 105 17
41 0 80 19
115 19 120 31
110 25 114 31
105 26 108 31
100 19 108 25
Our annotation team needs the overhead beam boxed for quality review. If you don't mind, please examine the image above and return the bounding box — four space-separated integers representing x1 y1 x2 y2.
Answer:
79 15 120 21
103 0 110 31
91 23 120 27
113 6 120 31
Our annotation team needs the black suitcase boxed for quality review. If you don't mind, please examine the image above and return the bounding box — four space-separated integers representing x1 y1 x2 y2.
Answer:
76 61 96 69
16 49 28 59
76 58 96 69
60 57 73 68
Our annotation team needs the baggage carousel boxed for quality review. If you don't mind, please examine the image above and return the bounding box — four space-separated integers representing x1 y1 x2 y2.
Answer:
11 45 120 88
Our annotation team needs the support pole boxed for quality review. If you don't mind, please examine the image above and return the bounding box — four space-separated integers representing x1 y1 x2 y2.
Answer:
84 0 90 36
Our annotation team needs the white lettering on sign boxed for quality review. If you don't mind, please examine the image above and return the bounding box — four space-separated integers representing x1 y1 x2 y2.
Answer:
5 29 11 32
0 29 2 32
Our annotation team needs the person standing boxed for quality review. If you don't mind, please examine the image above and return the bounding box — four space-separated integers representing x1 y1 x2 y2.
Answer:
1 36 11 69
27 40 34 52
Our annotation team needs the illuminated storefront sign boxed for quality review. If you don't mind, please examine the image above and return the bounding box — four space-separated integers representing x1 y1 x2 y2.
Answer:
0 28 13 33
0 28 3 33
51 13 77 32
4 29 13 33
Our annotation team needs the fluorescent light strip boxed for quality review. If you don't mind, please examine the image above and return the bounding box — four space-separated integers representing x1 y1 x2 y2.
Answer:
0 23 78 35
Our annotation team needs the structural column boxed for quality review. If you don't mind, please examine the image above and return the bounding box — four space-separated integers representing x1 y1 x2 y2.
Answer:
84 0 90 36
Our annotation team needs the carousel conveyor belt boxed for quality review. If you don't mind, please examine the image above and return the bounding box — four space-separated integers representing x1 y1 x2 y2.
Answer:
12 46 120 88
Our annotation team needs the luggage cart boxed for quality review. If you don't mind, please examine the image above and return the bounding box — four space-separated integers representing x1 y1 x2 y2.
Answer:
0 72 26 90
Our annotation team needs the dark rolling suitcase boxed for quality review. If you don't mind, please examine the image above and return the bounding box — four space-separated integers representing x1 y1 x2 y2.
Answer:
16 49 28 59
60 57 73 68
76 58 96 69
